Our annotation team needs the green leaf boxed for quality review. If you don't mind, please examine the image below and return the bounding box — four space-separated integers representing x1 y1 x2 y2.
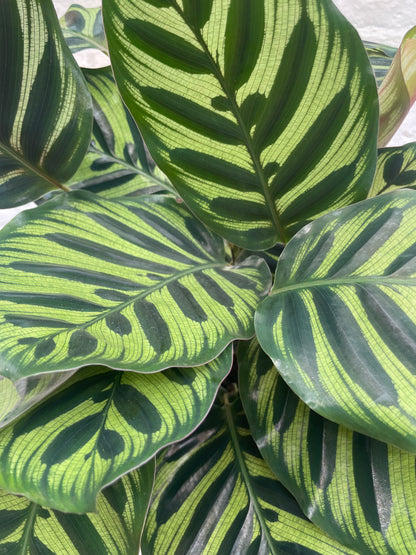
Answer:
0 0 93 208
378 26 416 147
0 462 154 554
142 388 356 555
0 191 270 379
66 67 173 199
0 372 75 429
369 142 416 197
0 349 230 513
103 0 378 249
59 4 108 55
364 41 397 87
239 339 416 554
255 190 416 453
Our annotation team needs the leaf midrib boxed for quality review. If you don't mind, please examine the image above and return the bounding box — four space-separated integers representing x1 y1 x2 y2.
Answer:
273 275 414 295
172 2 287 244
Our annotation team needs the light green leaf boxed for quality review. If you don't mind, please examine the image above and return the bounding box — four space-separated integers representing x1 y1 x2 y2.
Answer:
0 0 93 208
0 191 270 379
255 190 416 453
59 4 108 55
0 349 230 513
364 41 397 87
66 67 173 199
368 142 416 197
0 462 154 554
239 339 416 554
103 0 378 249
142 388 356 555
378 26 416 147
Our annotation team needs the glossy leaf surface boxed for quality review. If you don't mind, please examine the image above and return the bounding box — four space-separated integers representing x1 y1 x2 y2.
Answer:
67 68 172 199
378 26 416 146
59 4 108 54
364 41 396 87
103 0 378 249
0 463 154 554
142 389 356 555
239 339 416 554
0 192 270 379
256 190 416 453
0 0 92 207
369 142 416 196
0 349 230 512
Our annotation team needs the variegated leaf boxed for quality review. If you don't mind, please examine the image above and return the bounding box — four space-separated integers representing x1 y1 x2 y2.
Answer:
0 192 270 379
239 339 416 554
103 0 378 249
368 142 416 196
0 0 92 208
59 4 108 55
0 349 230 512
255 190 416 453
364 41 396 87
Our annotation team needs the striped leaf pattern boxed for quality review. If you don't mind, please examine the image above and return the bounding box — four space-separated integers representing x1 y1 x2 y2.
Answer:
0 191 270 379
67 67 173 199
0 463 154 554
369 143 416 197
142 389 356 555
103 0 378 249
0 350 230 513
239 339 416 554
364 41 397 87
255 190 416 453
0 0 93 208
59 4 108 55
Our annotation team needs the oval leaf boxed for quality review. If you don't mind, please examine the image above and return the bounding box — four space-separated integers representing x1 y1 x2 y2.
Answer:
255 190 416 453
103 0 378 248
368 142 416 197
0 349 230 512
239 339 416 554
142 389 356 555
0 463 154 554
0 0 93 207
0 192 270 379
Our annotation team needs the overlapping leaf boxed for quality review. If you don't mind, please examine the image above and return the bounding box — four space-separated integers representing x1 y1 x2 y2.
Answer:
255 190 416 453
0 349 230 513
0 0 92 208
0 191 270 379
0 462 154 554
239 339 416 554
142 388 356 555
103 0 378 249
368 142 416 196
364 41 396 87
66 67 172 199
59 4 108 55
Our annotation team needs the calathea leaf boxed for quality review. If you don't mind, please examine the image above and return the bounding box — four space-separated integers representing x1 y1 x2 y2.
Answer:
59 4 108 55
255 189 416 453
0 191 270 379
368 142 416 196
239 339 416 554
103 0 378 249
364 41 397 87
66 67 173 199
0 0 93 208
142 388 356 555
0 462 154 554
0 349 230 513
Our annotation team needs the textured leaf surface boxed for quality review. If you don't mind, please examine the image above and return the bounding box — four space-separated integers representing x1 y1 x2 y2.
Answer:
0 463 154 554
0 191 270 379
255 190 416 453
142 388 356 555
364 41 396 87
378 26 416 146
59 4 108 55
67 67 172 199
0 350 230 512
0 0 92 208
239 339 416 554
369 143 416 197
103 0 378 249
